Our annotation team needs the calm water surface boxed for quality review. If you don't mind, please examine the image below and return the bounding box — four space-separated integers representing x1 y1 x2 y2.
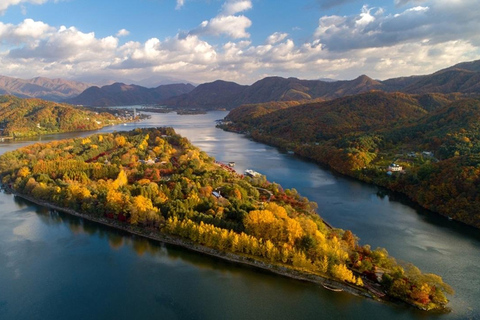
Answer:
0 111 479 320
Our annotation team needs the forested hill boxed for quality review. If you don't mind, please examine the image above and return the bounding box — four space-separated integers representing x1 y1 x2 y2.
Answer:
159 80 248 110
225 92 459 139
66 82 195 107
0 127 453 311
163 59 480 110
0 95 123 138
161 75 384 110
220 91 480 228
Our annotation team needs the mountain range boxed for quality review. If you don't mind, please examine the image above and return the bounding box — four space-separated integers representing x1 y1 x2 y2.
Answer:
65 82 195 106
162 59 480 110
2 59 480 107
0 76 91 102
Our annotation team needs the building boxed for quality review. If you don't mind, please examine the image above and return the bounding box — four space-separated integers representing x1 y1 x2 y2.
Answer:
245 169 262 177
388 163 403 172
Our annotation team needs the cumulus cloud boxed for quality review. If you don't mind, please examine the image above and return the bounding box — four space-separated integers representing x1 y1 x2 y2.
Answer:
8 25 118 62
0 0 50 14
116 29 130 37
314 1 480 51
0 19 120 81
107 33 217 81
221 0 252 15
0 19 54 43
194 15 252 39
266 32 288 45
1 1 480 86
190 0 252 39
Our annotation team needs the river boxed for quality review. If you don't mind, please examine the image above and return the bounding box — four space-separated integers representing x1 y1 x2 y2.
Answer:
0 111 479 320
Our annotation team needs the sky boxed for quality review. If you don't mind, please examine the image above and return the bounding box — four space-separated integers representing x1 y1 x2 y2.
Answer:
0 0 479 86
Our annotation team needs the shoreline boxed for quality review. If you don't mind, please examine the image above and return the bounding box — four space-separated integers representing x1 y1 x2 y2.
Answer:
6 188 397 306
220 125 477 230
0 124 125 141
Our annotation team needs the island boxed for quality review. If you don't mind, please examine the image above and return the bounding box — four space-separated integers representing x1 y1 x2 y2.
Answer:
0 127 453 311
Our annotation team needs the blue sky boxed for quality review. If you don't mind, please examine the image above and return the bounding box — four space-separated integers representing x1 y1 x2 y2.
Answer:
1 0 479 86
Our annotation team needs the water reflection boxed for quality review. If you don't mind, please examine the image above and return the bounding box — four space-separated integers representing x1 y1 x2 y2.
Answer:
108 233 125 250
6 196 451 319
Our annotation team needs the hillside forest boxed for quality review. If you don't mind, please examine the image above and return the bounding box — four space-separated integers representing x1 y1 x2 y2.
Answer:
0 128 453 311
220 91 480 228
0 95 125 138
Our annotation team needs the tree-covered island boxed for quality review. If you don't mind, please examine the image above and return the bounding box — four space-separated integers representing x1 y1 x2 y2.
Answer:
0 127 453 311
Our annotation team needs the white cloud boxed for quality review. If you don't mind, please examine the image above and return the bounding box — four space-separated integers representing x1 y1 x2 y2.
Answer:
8 25 118 62
221 0 252 15
355 5 375 27
190 0 252 39
196 15 252 39
266 32 288 45
0 0 50 14
113 34 217 71
0 19 54 43
1 1 480 86
314 1 480 51
175 0 185 10
116 29 130 37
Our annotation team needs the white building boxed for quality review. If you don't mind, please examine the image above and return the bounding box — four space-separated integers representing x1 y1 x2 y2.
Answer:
388 163 403 172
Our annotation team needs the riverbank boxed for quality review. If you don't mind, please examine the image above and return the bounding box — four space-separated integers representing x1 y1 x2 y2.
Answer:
0 120 136 141
219 125 479 230
5 187 415 309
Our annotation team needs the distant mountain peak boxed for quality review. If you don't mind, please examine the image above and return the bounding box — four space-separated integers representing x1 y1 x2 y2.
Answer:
66 82 195 106
353 74 378 83
445 59 480 73
0 75 91 101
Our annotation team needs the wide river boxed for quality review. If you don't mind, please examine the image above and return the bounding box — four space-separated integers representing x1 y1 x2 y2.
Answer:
0 111 479 320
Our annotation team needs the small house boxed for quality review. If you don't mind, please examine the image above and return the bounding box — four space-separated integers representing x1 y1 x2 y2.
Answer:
388 163 403 172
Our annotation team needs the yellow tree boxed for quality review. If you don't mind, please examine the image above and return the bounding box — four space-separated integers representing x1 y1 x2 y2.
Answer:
115 135 127 147
129 195 158 225
244 209 279 241
106 189 127 214
314 255 329 274
17 166 31 178
330 263 359 284
292 250 311 269
113 169 128 189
